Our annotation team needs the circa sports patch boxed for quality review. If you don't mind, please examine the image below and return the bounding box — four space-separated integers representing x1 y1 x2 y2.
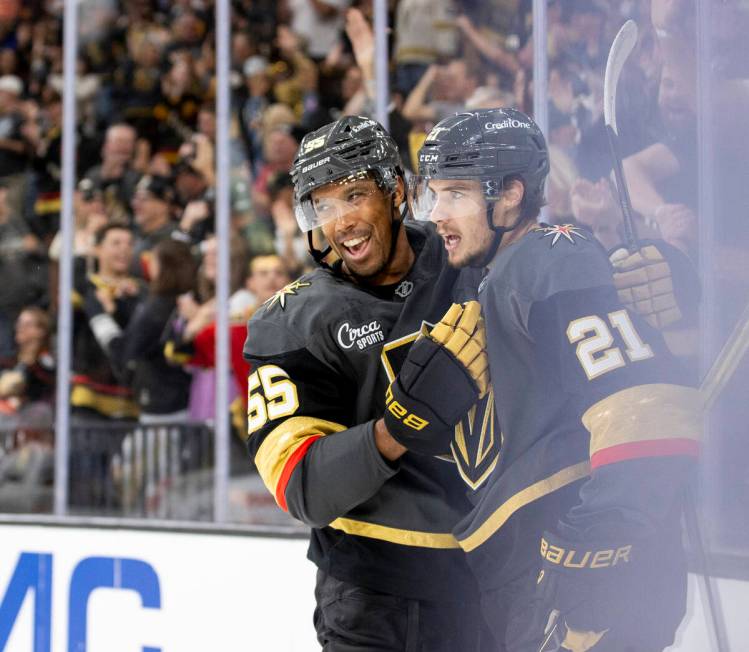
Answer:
263 279 312 311
533 224 588 247
335 318 385 351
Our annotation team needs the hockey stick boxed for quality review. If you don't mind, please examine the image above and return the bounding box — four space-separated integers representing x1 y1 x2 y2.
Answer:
599 19 731 652
700 297 749 411
683 299 749 652
603 19 640 252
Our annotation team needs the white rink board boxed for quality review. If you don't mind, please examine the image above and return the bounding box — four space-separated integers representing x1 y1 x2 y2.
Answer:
0 523 317 652
669 573 749 652
0 521 746 652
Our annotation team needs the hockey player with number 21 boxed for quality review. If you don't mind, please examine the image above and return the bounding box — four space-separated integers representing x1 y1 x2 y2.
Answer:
243 115 495 651
405 107 702 652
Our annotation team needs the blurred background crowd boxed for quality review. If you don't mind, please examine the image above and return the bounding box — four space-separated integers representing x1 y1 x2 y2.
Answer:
0 0 748 526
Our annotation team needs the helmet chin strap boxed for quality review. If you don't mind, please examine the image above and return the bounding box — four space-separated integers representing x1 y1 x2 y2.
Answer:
384 202 407 269
307 231 333 270
475 201 525 268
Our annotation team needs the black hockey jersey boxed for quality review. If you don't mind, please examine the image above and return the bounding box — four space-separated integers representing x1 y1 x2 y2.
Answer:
71 273 142 419
243 221 480 601
454 224 701 591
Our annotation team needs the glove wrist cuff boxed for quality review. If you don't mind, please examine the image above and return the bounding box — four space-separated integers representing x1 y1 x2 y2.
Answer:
540 531 638 578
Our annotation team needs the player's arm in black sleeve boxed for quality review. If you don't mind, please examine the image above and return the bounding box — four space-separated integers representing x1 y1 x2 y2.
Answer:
527 249 701 543
244 319 397 528
85 295 163 384
524 245 702 642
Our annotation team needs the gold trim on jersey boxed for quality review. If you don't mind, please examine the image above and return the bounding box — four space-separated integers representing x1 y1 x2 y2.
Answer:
70 385 140 419
71 290 84 310
328 517 461 549
34 197 62 214
582 383 702 457
254 416 346 502
457 461 591 552
380 322 431 383
163 341 192 366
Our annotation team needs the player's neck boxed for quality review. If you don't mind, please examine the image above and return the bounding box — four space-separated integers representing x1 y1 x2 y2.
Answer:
487 220 534 267
361 224 415 287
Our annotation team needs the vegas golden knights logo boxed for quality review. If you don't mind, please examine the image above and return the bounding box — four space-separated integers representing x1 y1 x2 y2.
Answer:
451 388 499 490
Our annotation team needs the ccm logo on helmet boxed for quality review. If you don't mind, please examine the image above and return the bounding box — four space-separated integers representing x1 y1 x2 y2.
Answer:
337 319 385 350
485 119 531 131
419 154 439 163
301 156 330 174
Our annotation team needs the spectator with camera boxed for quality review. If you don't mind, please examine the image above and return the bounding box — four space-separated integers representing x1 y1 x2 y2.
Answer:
83 122 141 227
131 174 178 279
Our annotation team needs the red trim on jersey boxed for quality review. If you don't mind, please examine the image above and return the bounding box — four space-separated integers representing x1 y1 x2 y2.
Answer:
591 438 700 468
275 434 323 511
71 374 134 397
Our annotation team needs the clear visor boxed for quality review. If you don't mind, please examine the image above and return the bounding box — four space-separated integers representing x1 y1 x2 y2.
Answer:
295 171 381 233
407 176 487 223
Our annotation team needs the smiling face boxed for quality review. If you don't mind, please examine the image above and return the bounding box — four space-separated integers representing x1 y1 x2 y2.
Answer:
658 57 696 137
96 227 134 277
316 175 404 282
424 179 495 268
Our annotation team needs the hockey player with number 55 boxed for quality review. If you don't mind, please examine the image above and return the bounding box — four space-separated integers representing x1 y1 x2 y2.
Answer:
405 108 702 651
243 115 493 651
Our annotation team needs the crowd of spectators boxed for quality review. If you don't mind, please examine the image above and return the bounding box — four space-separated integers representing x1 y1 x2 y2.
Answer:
0 0 747 512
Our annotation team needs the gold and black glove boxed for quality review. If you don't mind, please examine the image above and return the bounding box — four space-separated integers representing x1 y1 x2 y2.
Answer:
536 531 653 652
384 302 489 456
610 243 682 329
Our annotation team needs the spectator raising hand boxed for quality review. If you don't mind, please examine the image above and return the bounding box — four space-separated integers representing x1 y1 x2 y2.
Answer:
570 177 619 248
345 8 374 78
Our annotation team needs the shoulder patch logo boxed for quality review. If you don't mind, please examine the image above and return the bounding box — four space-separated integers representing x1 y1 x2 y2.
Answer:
534 224 587 247
264 279 311 311
394 280 414 298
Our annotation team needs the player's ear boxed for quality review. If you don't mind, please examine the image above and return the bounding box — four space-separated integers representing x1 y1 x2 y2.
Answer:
502 178 525 211
393 176 406 207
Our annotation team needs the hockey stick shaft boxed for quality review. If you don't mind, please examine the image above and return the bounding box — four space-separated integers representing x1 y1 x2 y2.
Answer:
604 20 640 253
605 124 638 252
678 303 749 652
700 297 749 410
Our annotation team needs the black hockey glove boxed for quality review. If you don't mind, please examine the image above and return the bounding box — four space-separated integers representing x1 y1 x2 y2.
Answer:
383 301 489 456
610 240 699 330
535 531 649 652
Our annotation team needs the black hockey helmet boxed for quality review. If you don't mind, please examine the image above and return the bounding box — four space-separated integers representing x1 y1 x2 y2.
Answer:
409 108 549 265
292 115 403 232
411 108 549 217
